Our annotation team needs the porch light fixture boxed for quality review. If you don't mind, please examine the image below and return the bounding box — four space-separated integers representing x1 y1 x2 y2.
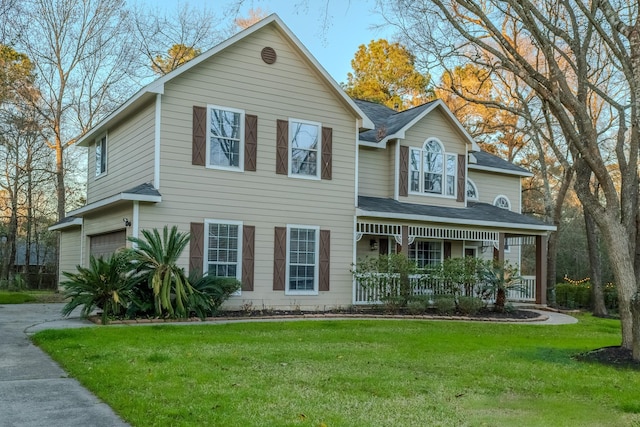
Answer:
123 218 131 227
370 239 378 251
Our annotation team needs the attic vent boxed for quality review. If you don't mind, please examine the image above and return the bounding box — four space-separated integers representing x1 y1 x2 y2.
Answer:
261 47 277 64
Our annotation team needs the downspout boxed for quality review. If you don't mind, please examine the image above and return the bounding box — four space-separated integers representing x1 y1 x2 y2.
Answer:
132 201 140 248
353 120 359 305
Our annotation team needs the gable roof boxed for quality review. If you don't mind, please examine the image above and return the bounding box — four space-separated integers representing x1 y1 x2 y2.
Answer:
357 196 555 232
354 98 480 151
78 14 373 147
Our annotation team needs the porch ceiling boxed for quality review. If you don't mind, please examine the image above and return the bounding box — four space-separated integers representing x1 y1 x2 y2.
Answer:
357 196 556 233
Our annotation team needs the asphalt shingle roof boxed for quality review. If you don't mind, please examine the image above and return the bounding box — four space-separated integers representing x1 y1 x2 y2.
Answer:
354 99 436 143
358 196 554 229
471 151 531 175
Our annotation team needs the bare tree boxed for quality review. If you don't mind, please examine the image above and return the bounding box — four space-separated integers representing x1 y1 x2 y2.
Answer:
381 0 640 358
8 0 137 221
131 3 224 77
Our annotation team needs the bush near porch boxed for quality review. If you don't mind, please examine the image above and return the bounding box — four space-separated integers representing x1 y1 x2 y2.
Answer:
555 280 618 312
352 254 526 313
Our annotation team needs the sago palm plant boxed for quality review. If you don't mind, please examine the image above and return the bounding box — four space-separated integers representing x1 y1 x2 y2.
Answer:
479 260 523 312
128 225 195 318
61 251 134 324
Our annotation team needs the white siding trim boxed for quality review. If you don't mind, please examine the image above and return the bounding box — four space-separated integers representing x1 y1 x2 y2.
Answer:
354 120 359 207
48 218 83 231
394 140 400 200
68 193 161 216
132 201 140 247
154 93 161 189
469 164 533 177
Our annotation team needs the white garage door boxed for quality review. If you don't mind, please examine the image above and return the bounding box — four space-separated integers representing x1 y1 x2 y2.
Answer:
89 230 127 259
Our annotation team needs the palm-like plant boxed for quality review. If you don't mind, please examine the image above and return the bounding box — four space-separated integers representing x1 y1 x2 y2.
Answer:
479 260 523 312
61 251 134 324
188 271 241 318
128 226 195 318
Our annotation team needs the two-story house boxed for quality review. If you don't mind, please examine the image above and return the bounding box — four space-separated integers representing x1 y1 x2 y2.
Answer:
50 14 555 309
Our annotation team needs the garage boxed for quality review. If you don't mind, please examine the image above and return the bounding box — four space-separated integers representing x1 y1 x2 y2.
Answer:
89 230 127 259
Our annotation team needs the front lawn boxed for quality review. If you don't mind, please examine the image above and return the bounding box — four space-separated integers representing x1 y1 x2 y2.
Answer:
0 290 36 304
33 315 640 427
0 290 65 304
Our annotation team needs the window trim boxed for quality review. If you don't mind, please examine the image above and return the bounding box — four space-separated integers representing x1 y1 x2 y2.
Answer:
408 138 458 199
408 239 443 269
205 104 245 172
288 118 322 180
466 178 479 201
493 195 512 210
285 224 320 296
95 133 107 179
204 219 243 296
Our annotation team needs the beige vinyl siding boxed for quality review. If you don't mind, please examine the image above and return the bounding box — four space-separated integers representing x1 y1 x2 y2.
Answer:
399 109 468 208
468 170 522 213
87 100 156 203
358 146 391 198
139 25 358 309
58 227 82 287
82 204 133 265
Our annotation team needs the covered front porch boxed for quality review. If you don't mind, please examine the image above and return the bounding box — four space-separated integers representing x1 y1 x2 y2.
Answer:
352 197 556 306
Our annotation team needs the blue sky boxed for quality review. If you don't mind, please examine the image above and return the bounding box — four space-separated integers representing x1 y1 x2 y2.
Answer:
145 0 395 84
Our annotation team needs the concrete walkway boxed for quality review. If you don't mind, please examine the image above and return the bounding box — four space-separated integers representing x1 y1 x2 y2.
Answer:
0 303 578 427
0 303 129 427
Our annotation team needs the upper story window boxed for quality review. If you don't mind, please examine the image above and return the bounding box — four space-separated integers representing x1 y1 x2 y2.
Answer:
208 105 244 170
467 179 478 201
289 119 321 179
410 138 456 197
95 134 107 177
494 195 511 210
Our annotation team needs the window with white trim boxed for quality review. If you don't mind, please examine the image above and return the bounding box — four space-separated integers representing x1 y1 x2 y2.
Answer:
494 195 511 210
207 106 244 170
467 179 478 200
409 240 442 268
95 134 107 177
289 119 321 178
205 220 242 282
409 138 457 197
286 225 319 294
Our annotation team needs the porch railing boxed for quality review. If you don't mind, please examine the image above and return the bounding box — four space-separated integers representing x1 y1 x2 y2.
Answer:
353 273 536 305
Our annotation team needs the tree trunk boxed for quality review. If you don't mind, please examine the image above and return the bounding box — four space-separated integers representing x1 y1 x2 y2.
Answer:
495 288 506 313
632 292 640 360
585 209 607 316
546 230 558 306
55 142 65 221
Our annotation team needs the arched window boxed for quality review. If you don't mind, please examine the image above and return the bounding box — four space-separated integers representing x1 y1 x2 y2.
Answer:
494 195 511 210
409 138 457 197
466 179 478 201
423 139 443 193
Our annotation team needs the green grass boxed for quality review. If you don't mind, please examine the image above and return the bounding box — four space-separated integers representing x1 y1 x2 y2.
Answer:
0 290 65 304
32 315 640 427
0 290 37 303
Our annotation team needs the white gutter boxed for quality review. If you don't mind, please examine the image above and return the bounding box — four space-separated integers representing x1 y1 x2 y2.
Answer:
154 93 162 189
355 208 557 232
48 217 83 231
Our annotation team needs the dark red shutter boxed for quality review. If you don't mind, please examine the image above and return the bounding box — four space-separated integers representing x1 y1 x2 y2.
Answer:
457 153 466 202
276 119 288 175
321 127 332 180
192 106 206 166
379 238 389 255
242 225 255 291
444 241 452 259
273 226 287 290
245 114 258 171
399 145 408 197
319 230 330 291
189 222 204 275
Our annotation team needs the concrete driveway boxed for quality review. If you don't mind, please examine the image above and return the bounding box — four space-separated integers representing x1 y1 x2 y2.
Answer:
0 303 129 427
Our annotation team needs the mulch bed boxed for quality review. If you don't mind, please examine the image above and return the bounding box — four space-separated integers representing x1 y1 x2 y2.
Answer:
90 307 545 325
575 346 640 370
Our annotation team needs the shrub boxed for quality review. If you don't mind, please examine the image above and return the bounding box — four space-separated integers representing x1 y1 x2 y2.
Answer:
457 296 484 315
406 299 426 315
128 226 196 318
188 272 241 318
555 283 591 309
434 296 456 315
61 251 134 324
352 254 419 307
